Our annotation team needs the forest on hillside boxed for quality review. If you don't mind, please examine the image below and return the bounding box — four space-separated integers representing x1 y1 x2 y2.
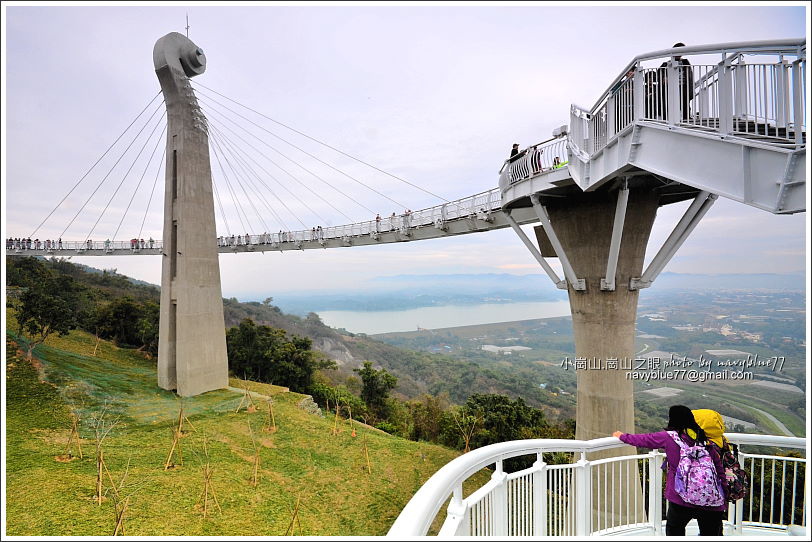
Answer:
6 256 577 453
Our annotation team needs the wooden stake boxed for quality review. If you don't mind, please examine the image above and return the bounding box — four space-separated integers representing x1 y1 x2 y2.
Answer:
176 404 185 436
63 415 83 459
96 450 104 505
164 404 187 469
93 334 101 357
164 429 180 470
332 402 341 435
265 399 276 432
102 455 121 500
183 416 196 432
284 496 301 535
348 407 356 437
196 439 222 517
360 420 371 474
248 421 260 487
235 385 255 413
113 496 130 536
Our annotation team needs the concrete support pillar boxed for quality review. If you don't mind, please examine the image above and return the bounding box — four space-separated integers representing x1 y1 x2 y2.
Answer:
538 186 659 528
154 33 228 396
543 187 658 440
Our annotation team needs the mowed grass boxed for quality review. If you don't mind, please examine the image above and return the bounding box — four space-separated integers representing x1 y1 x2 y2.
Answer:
5 326 473 536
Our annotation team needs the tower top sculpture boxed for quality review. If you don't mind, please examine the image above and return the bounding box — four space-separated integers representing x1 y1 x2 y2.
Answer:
153 32 206 77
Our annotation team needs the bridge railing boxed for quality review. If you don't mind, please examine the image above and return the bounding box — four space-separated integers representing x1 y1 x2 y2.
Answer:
7 189 506 255
215 188 504 248
387 433 806 537
568 39 806 161
6 239 162 253
498 137 569 188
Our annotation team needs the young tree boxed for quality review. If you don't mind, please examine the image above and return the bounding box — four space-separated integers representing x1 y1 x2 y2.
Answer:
355 361 397 422
15 273 83 360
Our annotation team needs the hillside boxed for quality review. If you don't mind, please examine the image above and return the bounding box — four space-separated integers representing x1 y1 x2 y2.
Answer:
7 257 571 418
5 324 477 536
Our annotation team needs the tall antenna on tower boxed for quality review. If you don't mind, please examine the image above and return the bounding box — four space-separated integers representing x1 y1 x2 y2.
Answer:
185 14 190 37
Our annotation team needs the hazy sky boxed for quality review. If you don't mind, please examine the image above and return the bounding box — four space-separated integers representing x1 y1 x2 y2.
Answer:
2 2 808 300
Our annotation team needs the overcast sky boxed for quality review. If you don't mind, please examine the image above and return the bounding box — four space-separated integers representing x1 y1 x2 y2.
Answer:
2 2 808 300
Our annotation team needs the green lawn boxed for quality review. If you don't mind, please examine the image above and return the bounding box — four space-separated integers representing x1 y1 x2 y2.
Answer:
5 328 473 536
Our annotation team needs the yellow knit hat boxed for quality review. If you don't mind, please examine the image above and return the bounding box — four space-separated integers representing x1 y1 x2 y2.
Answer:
686 408 726 447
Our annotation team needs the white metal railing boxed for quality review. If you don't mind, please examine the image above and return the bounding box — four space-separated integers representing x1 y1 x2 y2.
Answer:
8 189 505 255
388 433 806 537
5 238 162 253
498 137 569 188
567 39 806 161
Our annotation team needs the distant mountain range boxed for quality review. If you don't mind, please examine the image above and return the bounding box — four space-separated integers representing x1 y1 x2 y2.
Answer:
269 271 805 314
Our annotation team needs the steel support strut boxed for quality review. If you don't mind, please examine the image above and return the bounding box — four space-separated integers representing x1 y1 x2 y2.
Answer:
504 210 567 289
600 182 630 291
630 191 718 290
530 194 586 291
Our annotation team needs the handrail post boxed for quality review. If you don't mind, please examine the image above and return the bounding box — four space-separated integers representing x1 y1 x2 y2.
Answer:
440 484 469 536
633 67 644 120
775 59 789 128
733 61 748 121
493 459 508 536
533 452 548 536
575 452 592 536
717 60 733 134
649 451 663 535
791 58 804 146
666 60 680 125
606 94 616 140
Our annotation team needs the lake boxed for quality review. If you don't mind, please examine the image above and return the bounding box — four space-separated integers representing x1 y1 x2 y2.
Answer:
318 300 571 335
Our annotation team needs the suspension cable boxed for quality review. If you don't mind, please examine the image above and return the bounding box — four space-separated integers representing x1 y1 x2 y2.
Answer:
193 81 450 202
29 90 162 238
60 99 166 240
194 89 408 210
209 122 313 229
137 147 166 243
208 128 272 233
209 124 299 230
206 114 347 224
209 130 252 234
209 149 233 238
111 118 167 242
200 99 374 216
208 129 266 234
83 110 167 243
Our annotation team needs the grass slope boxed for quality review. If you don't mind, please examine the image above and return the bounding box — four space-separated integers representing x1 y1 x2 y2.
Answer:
5 326 470 536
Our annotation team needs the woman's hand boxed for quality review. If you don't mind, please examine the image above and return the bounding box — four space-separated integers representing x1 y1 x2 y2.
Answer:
612 431 624 438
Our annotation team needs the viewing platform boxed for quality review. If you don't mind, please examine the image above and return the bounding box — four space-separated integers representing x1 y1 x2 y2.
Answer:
388 433 807 537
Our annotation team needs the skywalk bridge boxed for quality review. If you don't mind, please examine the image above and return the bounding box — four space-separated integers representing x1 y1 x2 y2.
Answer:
8 33 807 536
14 40 805 272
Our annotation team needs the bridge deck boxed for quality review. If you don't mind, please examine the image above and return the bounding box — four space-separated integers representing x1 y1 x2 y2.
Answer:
8 200 542 257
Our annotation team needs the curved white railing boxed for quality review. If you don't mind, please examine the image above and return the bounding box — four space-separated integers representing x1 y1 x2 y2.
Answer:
388 433 806 537
497 136 569 190
567 38 806 161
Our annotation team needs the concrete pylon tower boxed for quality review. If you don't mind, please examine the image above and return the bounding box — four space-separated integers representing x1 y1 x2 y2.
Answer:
153 32 228 396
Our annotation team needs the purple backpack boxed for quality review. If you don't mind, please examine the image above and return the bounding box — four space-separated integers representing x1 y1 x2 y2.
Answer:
668 431 725 507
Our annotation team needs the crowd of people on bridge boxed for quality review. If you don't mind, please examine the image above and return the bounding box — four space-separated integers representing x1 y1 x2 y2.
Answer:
7 237 156 251
10 209 431 254
7 237 62 251
218 210 418 247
